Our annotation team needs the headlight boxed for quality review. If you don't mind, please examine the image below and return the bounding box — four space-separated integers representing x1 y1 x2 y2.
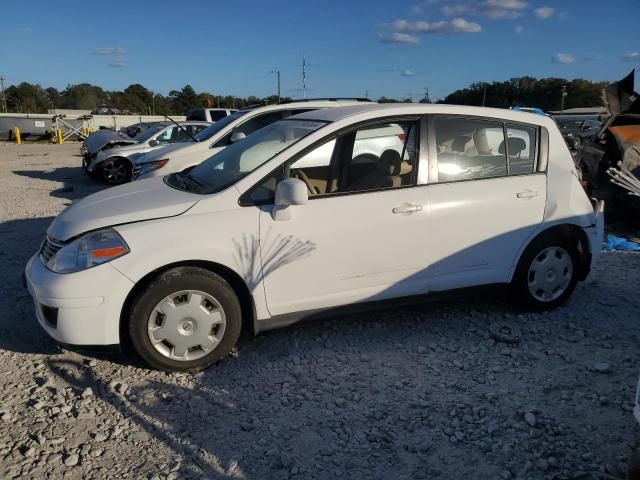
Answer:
135 159 169 177
47 228 129 274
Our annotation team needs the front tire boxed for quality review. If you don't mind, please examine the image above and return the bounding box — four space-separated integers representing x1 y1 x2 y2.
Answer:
128 267 242 372
511 233 579 310
100 157 131 185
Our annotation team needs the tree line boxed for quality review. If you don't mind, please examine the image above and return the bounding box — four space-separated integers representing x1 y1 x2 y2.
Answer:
2 77 606 115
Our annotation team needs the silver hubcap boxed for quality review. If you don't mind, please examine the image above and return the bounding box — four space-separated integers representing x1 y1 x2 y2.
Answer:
103 160 127 183
147 290 226 362
527 246 573 302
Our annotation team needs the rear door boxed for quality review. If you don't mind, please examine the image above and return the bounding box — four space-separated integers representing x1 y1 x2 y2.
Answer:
426 116 546 290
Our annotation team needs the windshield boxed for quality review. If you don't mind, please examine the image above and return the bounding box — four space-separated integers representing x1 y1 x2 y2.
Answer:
135 124 165 142
166 119 326 194
194 110 249 141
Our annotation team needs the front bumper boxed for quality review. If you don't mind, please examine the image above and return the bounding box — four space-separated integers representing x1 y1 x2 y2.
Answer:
25 254 135 346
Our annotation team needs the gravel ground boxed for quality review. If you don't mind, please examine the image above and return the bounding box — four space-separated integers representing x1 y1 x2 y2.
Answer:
1 142 640 480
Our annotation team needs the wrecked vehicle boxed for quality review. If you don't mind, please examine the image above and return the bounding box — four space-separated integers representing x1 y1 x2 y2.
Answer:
83 121 209 185
579 69 640 201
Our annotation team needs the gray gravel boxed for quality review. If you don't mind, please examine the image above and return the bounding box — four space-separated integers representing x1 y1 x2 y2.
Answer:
1 142 640 479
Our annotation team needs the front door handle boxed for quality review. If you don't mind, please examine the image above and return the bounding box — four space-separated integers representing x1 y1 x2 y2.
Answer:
392 203 423 214
516 190 539 199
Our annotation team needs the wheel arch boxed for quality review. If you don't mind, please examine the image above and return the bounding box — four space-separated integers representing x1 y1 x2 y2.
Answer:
510 223 592 283
119 259 257 347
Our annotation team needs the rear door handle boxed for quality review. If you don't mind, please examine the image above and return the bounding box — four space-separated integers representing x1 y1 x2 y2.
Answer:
392 204 423 214
516 190 539 199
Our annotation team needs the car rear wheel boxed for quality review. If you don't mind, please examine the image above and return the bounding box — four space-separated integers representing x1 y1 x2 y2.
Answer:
128 267 242 372
101 157 131 185
511 233 579 310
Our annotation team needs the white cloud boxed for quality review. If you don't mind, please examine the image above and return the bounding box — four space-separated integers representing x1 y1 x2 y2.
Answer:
623 52 640 62
401 69 417 76
109 59 127 68
442 0 527 19
390 17 481 33
515 25 523 34
379 32 420 44
95 47 126 55
552 53 575 64
535 6 555 18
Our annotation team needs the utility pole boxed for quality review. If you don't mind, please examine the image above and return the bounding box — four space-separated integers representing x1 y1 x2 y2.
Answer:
560 84 567 112
302 55 307 99
423 87 431 103
482 83 487 107
270 70 281 103
0 76 7 113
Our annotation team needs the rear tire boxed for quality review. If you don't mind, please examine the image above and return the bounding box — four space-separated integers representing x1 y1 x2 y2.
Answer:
128 267 242 372
510 233 579 310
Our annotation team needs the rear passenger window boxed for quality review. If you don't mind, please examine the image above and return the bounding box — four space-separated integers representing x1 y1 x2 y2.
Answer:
505 125 537 175
433 117 507 182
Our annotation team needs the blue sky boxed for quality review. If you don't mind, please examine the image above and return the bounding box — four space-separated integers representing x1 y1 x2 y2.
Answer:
0 0 638 100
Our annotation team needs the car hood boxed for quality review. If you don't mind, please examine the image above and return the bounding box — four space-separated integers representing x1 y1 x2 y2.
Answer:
48 177 200 241
136 142 204 164
96 142 148 161
84 130 137 155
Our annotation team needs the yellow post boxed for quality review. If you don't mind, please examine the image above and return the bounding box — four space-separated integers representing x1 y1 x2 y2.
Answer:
57 128 63 144
50 128 56 143
14 127 21 144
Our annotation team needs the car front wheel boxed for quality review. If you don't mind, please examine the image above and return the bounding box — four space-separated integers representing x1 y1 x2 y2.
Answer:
100 157 131 185
511 233 579 310
128 267 242 372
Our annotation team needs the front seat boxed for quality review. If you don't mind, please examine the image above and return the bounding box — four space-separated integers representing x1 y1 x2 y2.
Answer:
346 149 402 191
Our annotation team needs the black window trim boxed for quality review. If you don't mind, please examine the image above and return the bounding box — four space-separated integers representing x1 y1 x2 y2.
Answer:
238 115 423 207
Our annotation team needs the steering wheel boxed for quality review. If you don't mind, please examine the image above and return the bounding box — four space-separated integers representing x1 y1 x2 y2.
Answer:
293 169 316 195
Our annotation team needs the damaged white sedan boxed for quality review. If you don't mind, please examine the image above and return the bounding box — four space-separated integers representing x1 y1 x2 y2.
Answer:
25 104 604 371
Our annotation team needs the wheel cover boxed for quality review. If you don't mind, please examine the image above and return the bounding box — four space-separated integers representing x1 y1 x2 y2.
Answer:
102 160 127 183
147 290 226 362
527 246 573 302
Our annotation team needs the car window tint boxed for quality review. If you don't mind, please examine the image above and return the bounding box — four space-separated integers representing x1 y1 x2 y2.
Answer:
433 117 507 182
505 124 537 175
209 110 227 121
186 110 207 122
216 112 283 147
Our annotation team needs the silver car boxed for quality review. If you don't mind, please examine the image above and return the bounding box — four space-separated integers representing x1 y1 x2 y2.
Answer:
88 121 210 185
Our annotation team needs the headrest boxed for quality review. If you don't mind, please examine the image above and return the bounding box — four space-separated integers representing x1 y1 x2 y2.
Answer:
473 129 492 155
378 150 402 176
451 136 471 152
498 137 527 155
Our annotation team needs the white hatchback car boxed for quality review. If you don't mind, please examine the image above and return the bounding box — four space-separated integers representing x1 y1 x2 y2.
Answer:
132 99 371 180
26 104 604 371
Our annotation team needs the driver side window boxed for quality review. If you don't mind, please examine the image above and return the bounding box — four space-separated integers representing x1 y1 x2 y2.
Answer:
290 119 418 197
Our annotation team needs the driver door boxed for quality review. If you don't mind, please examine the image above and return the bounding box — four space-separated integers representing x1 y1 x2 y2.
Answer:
256 117 435 316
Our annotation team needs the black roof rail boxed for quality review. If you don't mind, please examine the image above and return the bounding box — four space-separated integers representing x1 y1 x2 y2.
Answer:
279 97 373 104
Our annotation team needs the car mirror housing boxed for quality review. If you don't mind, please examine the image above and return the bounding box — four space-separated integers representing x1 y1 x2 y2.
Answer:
271 178 308 221
149 140 160 147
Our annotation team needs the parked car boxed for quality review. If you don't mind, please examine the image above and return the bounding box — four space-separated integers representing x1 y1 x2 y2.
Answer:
87 121 210 185
186 108 238 122
133 99 371 180
122 122 161 138
554 115 602 150
25 104 604 372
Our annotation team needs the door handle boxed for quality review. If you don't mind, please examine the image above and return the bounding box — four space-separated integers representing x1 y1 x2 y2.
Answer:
392 204 423 214
516 190 539 199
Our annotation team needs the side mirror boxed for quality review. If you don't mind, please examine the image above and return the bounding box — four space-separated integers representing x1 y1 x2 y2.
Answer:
230 131 246 144
271 178 308 221
149 140 159 147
